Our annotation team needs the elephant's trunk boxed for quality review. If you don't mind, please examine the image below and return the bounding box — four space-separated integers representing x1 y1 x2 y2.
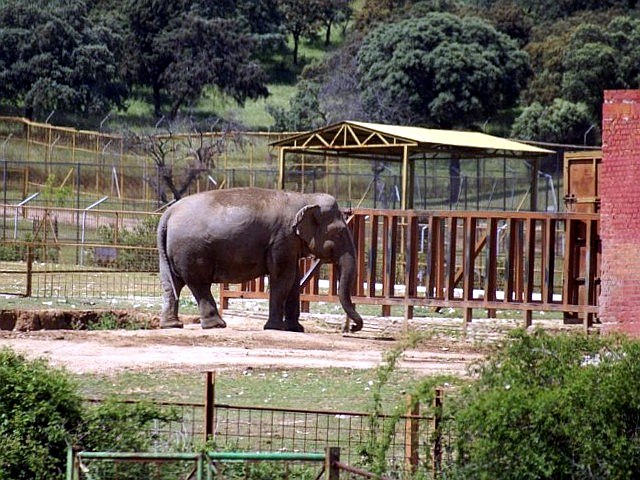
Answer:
336 246 363 333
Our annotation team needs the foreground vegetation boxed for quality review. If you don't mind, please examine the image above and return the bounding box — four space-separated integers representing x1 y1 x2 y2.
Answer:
3 330 640 479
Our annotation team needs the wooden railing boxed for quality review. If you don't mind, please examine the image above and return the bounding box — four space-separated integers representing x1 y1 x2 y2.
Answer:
221 209 600 330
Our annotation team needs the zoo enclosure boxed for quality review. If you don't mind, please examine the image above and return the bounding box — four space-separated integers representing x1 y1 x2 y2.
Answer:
0 116 567 212
0 203 600 329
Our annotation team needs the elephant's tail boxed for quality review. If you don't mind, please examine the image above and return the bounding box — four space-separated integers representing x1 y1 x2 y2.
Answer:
157 211 179 300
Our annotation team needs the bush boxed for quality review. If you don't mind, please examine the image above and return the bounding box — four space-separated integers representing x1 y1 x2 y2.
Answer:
95 216 159 271
450 330 640 479
0 348 83 480
0 348 181 480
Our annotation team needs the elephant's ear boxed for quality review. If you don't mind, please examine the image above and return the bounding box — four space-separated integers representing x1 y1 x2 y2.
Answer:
293 204 320 244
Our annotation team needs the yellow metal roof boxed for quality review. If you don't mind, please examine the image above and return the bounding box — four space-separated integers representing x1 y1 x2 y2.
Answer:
349 121 553 153
271 120 554 156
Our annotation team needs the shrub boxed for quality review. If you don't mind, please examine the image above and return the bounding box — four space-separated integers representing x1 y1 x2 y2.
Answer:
95 216 159 271
0 348 181 480
450 329 640 479
0 348 83 480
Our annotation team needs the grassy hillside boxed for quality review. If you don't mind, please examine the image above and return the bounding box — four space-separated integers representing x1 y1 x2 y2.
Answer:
110 30 347 132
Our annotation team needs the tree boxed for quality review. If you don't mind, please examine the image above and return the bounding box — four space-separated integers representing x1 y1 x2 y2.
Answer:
477 0 637 21
277 0 323 65
0 0 127 120
558 17 640 122
122 0 268 118
130 120 243 203
197 0 286 57
511 99 595 145
355 12 531 129
267 80 327 131
481 1 534 47
317 0 352 46
521 34 568 106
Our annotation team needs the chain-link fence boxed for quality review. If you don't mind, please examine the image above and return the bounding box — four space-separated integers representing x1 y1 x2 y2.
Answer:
0 116 570 213
0 204 162 299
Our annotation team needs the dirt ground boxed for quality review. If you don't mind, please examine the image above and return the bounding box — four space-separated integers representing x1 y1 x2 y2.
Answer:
0 306 542 376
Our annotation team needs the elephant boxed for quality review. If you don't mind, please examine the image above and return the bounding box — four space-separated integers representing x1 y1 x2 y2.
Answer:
157 187 363 333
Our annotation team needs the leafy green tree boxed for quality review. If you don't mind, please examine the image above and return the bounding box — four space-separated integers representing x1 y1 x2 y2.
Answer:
353 0 454 31
511 99 595 145
267 81 327 130
193 0 286 56
0 0 127 120
355 12 530 128
558 17 640 121
480 1 533 47
477 0 637 21
0 348 83 480
317 0 352 46
561 24 624 120
451 330 640 479
122 0 268 118
521 34 568 105
276 0 324 65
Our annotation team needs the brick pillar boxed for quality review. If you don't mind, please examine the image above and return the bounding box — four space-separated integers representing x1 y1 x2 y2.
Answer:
600 90 640 335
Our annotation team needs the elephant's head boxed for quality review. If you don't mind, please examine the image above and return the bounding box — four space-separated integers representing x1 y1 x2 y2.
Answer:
293 197 363 333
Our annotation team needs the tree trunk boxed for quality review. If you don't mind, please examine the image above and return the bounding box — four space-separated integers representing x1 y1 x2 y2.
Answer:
293 33 300 65
153 84 162 118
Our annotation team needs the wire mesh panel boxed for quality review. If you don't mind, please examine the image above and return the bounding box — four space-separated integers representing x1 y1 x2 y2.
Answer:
0 206 164 301
84 398 438 474
211 404 434 468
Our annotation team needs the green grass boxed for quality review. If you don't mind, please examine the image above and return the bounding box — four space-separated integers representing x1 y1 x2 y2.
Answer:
73 366 426 413
217 84 298 131
107 24 348 131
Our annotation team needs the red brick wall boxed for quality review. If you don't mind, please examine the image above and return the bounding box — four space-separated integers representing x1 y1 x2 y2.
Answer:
600 90 640 335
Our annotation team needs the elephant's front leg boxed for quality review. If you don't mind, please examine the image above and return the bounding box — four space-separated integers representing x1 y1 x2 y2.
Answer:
264 278 289 330
189 283 226 329
284 267 304 332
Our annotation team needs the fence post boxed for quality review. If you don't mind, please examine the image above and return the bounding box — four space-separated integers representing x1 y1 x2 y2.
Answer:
65 445 79 480
432 388 443 477
325 447 340 480
25 244 33 297
204 371 215 443
405 395 419 473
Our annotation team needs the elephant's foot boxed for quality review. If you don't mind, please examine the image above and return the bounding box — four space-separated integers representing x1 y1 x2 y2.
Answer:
342 317 363 334
201 315 226 329
285 321 304 333
160 318 183 329
263 320 286 331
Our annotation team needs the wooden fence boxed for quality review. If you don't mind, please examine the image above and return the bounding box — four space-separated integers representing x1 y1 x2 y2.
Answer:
222 209 600 330
1 204 600 329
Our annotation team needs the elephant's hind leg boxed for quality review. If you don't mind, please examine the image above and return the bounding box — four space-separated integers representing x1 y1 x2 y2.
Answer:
160 269 185 328
190 283 226 329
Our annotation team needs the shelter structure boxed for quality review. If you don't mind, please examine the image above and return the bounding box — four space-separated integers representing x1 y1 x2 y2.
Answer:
271 121 554 210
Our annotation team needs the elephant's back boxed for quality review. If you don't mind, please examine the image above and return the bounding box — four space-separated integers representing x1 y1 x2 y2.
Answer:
175 187 301 211
163 188 296 283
